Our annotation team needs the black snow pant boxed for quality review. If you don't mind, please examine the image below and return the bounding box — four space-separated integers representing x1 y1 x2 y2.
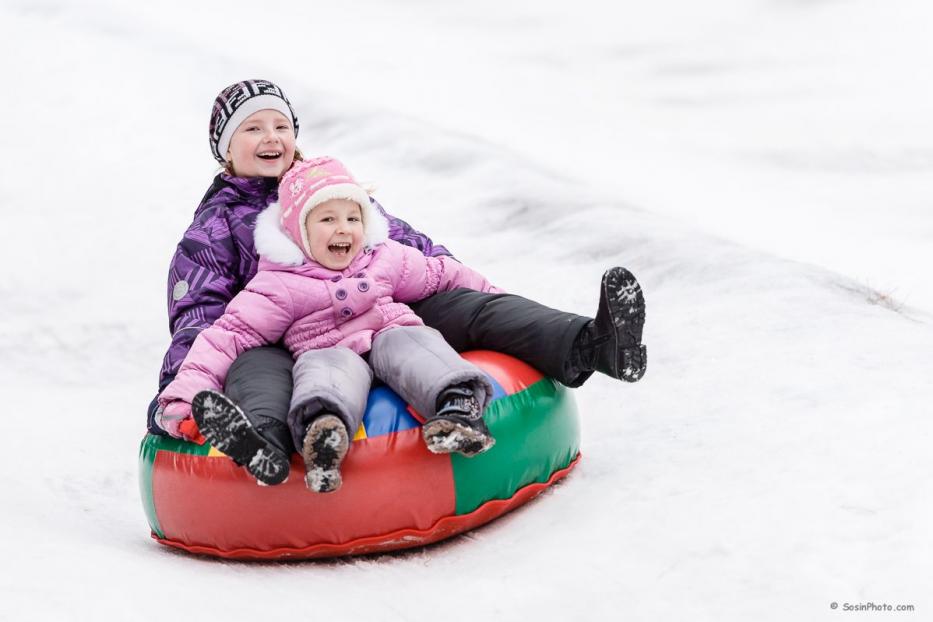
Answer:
408 289 592 386
220 289 593 452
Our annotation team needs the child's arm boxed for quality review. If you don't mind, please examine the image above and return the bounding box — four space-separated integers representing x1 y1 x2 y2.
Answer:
389 240 503 304
157 204 246 394
156 272 295 439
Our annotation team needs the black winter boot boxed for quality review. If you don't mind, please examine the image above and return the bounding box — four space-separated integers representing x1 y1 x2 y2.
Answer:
572 267 647 382
300 414 350 493
192 390 291 486
422 384 495 457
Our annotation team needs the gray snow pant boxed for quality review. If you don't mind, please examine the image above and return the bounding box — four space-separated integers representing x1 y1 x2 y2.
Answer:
286 326 493 452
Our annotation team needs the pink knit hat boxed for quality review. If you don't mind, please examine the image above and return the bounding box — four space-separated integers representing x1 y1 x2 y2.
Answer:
277 156 388 260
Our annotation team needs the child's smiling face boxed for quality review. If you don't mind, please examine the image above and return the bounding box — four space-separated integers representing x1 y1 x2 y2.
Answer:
305 199 364 270
226 109 296 178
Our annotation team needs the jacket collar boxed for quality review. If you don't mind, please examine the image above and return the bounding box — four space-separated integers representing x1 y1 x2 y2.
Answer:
258 248 375 280
219 173 279 200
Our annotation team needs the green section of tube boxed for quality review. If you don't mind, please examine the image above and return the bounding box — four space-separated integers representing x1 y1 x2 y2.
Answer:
451 378 580 515
138 434 212 539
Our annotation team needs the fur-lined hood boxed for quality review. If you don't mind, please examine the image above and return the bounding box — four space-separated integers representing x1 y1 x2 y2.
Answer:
254 198 389 267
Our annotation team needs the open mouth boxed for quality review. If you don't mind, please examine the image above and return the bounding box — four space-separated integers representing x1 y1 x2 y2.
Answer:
257 150 282 161
328 242 352 255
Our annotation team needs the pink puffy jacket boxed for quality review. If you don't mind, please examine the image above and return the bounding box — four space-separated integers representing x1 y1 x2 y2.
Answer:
158 234 499 429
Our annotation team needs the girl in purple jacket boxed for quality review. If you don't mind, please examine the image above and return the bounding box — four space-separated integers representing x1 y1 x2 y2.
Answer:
160 157 501 491
150 79 647 482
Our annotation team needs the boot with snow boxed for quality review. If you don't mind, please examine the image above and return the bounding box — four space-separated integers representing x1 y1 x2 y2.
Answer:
300 414 350 493
192 390 291 486
573 267 647 382
422 384 495 457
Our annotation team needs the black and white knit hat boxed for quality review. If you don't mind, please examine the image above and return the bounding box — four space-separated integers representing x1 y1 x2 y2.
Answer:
208 79 300 164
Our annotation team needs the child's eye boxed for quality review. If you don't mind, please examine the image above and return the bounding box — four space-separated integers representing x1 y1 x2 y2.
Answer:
349 217 361 222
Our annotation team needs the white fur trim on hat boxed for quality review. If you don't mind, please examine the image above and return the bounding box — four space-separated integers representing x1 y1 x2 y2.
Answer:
217 94 295 162
254 203 306 266
297 184 390 258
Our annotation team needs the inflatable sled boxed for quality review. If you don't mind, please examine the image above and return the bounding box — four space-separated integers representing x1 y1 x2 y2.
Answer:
139 351 580 560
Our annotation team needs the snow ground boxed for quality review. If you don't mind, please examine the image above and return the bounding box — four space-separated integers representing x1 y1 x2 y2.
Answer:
0 1 931 620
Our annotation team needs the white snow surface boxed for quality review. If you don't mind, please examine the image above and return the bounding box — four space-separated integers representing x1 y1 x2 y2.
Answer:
1 0 931 620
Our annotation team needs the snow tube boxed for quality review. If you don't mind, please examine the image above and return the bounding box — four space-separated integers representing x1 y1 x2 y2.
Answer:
138 351 580 560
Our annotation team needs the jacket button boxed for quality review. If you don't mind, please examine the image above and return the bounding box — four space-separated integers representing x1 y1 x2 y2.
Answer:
331 275 342 282
340 307 353 318
357 281 370 292
335 288 347 300
356 272 366 278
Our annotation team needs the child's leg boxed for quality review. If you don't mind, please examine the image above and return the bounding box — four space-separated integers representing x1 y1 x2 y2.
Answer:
224 346 295 453
190 346 295 486
288 348 372 447
370 326 495 456
370 326 492 421
408 290 590 385
289 348 372 492
408 267 647 386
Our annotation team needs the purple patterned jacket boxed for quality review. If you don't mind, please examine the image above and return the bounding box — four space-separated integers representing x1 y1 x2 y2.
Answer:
149 173 450 433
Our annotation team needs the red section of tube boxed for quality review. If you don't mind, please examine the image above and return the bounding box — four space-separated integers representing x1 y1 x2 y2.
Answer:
152 428 455 554
153 454 580 560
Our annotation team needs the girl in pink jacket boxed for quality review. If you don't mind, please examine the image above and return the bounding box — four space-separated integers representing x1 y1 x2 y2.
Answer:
159 157 500 492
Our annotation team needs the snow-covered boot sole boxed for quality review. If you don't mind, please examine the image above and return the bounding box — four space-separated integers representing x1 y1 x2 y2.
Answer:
192 390 291 486
301 415 349 493
422 419 496 457
424 385 495 457
595 267 647 382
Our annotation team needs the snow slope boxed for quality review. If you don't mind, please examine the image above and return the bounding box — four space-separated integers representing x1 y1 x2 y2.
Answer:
0 1 930 620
